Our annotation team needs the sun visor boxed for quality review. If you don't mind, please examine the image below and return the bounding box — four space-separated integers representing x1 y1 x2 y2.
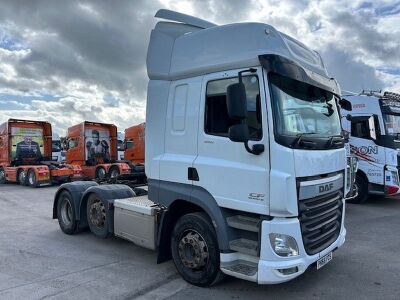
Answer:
259 54 340 96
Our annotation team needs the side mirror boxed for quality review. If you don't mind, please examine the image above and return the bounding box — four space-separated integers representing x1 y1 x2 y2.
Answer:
342 130 350 143
368 116 377 140
227 82 247 120
228 124 249 143
339 98 352 111
346 114 352 121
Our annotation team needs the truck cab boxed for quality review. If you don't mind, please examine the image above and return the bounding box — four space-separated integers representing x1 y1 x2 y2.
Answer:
117 131 125 161
341 91 400 203
0 119 82 187
52 132 65 162
65 121 131 181
124 123 145 165
54 10 350 287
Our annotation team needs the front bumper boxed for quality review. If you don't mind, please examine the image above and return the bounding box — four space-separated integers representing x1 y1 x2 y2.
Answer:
257 217 346 284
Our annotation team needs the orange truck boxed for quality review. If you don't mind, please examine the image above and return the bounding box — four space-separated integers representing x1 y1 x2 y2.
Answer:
124 122 145 164
66 121 131 181
0 119 82 187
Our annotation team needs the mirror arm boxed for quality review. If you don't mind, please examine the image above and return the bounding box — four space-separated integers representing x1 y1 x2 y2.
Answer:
238 68 257 83
244 141 264 155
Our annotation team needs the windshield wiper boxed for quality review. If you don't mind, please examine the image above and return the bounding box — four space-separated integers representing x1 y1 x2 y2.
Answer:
292 133 317 148
327 135 344 148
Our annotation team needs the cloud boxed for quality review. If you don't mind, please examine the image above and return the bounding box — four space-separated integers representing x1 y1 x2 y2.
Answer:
0 0 399 135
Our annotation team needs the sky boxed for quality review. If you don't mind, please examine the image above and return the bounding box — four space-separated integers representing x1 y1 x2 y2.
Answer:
0 0 399 135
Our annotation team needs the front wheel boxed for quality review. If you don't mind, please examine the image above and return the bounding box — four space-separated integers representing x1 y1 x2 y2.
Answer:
348 174 369 204
27 169 38 187
171 212 224 287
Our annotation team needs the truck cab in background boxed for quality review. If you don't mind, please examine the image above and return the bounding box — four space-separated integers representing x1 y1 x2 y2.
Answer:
0 119 82 187
54 10 349 286
65 121 131 181
124 123 145 165
117 131 124 161
52 132 64 162
341 91 400 203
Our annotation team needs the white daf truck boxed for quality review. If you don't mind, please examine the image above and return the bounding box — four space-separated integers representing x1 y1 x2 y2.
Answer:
341 91 400 203
53 10 354 287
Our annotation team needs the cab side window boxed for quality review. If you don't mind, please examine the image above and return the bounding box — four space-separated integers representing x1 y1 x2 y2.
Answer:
351 117 370 138
126 139 134 149
68 138 79 149
205 75 262 141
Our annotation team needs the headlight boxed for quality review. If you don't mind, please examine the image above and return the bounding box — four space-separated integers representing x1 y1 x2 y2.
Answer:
269 233 299 257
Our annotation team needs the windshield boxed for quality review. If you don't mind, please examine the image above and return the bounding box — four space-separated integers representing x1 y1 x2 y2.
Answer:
52 141 62 152
382 114 400 136
269 73 341 137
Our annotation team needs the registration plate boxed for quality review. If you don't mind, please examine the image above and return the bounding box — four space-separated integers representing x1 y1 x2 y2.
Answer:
317 252 332 270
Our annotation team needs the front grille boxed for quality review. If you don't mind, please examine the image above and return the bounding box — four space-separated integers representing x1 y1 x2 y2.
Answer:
299 190 343 255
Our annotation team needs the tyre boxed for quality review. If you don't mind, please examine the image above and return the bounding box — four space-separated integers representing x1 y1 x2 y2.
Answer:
108 166 120 180
348 174 369 204
171 212 224 287
86 193 110 238
95 167 106 181
57 191 77 234
17 169 27 186
0 168 6 184
27 169 38 187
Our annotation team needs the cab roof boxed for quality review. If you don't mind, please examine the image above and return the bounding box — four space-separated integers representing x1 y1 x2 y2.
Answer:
147 9 330 81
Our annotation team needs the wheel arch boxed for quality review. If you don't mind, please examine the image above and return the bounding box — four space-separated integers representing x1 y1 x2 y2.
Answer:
80 184 136 233
154 181 234 264
356 169 369 183
53 181 99 221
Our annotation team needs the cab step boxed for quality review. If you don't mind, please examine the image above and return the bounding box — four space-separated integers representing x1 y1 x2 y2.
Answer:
221 260 258 281
226 215 259 232
229 238 259 257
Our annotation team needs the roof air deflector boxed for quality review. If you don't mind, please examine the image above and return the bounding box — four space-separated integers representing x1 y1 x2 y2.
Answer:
155 9 217 29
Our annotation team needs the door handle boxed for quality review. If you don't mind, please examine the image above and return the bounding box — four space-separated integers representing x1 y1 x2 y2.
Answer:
188 167 199 181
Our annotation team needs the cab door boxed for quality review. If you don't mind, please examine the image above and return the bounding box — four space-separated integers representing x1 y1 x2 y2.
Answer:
349 114 385 185
193 68 269 214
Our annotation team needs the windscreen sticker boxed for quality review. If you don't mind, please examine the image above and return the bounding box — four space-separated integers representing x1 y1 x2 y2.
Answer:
11 127 44 160
85 129 111 161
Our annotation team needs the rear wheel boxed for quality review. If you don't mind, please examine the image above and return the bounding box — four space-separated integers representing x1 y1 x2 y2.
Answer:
18 169 27 186
171 212 224 287
57 191 77 234
27 169 38 187
108 166 120 179
87 193 110 238
95 167 106 181
348 174 368 204
0 168 6 184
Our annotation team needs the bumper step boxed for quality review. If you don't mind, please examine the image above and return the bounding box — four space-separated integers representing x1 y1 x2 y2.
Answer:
226 215 259 232
221 260 258 281
229 238 259 257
